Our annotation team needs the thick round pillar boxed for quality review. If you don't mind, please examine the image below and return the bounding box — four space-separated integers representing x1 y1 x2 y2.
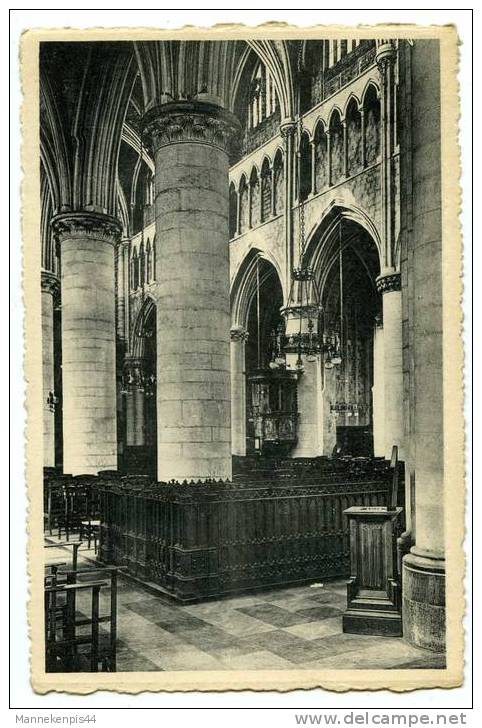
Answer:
52 212 121 475
400 39 446 652
230 326 248 456
377 272 404 460
41 270 59 467
145 101 240 482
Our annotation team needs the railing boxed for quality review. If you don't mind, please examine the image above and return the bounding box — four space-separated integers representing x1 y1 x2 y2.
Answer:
96 460 401 602
324 46 377 99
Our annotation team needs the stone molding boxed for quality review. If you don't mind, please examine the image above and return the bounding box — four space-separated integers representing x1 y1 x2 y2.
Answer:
40 269 60 296
51 211 122 247
143 101 240 155
279 120 297 140
230 326 249 343
376 272 401 295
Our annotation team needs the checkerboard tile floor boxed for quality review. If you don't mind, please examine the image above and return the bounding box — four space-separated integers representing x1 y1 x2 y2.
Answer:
45 541 446 672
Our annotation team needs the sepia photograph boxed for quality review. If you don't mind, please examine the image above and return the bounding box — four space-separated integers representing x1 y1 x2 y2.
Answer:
18 19 465 695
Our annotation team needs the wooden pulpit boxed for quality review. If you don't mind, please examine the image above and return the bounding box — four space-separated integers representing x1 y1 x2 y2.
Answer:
342 447 403 637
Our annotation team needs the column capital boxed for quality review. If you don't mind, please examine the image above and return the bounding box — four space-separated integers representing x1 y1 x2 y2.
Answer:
376 271 401 294
122 356 147 391
230 325 249 343
376 40 397 76
143 100 240 155
51 211 122 247
40 269 60 296
279 120 297 141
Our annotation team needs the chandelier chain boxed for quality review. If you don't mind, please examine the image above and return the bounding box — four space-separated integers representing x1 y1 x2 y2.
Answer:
297 42 306 267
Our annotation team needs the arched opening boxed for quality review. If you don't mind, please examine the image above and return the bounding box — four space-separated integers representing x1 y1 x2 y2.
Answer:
242 258 297 455
329 110 344 184
239 175 249 234
314 120 328 193
314 216 381 456
260 157 272 222
363 84 381 166
249 166 260 228
299 131 312 202
123 300 157 476
346 97 362 176
229 182 238 238
273 149 284 216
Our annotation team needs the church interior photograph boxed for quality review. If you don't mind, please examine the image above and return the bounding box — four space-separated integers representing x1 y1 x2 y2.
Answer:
39 35 447 674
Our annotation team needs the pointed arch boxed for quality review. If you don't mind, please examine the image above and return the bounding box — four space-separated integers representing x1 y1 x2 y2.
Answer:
231 247 285 329
313 119 328 193
329 108 344 183
273 148 284 217
260 156 272 223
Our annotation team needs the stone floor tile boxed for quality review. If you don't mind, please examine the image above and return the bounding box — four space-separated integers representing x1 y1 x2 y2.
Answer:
284 616 343 641
182 603 278 636
217 650 295 670
236 603 314 627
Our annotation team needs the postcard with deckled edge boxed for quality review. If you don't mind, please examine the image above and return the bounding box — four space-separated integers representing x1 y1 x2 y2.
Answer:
21 22 464 693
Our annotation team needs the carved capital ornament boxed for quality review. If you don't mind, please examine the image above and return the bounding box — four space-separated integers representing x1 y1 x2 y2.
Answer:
230 327 249 343
51 212 123 247
40 269 60 296
376 272 401 295
143 101 240 155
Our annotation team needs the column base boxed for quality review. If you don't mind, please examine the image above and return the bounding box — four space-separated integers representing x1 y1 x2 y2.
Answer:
402 551 445 652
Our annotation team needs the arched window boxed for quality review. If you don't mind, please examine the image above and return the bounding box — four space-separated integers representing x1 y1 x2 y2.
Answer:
229 182 238 239
363 84 381 166
260 158 272 222
346 98 362 176
314 120 328 193
329 110 344 184
299 131 312 202
131 247 139 290
146 239 152 282
273 150 284 216
139 241 145 286
248 62 279 130
249 167 260 228
239 175 249 235
145 171 154 206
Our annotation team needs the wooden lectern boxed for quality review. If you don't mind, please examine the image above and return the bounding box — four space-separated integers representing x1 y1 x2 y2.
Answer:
342 446 403 637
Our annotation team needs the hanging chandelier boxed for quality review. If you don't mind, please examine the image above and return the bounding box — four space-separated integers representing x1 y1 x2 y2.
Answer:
282 42 322 372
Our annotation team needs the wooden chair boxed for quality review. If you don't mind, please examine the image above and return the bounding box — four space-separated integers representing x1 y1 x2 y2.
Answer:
44 566 121 672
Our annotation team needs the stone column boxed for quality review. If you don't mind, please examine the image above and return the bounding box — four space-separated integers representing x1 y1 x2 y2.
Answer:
41 270 59 468
377 42 397 270
116 238 130 346
125 391 135 447
290 356 324 457
372 318 385 457
133 387 145 447
230 326 248 456
342 118 349 178
52 212 121 475
400 39 445 652
376 272 404 460
280 121 297 296
360 109 366 168
124 356 146 447
310 141 317 195
326 130 332 187
144 101 239 482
